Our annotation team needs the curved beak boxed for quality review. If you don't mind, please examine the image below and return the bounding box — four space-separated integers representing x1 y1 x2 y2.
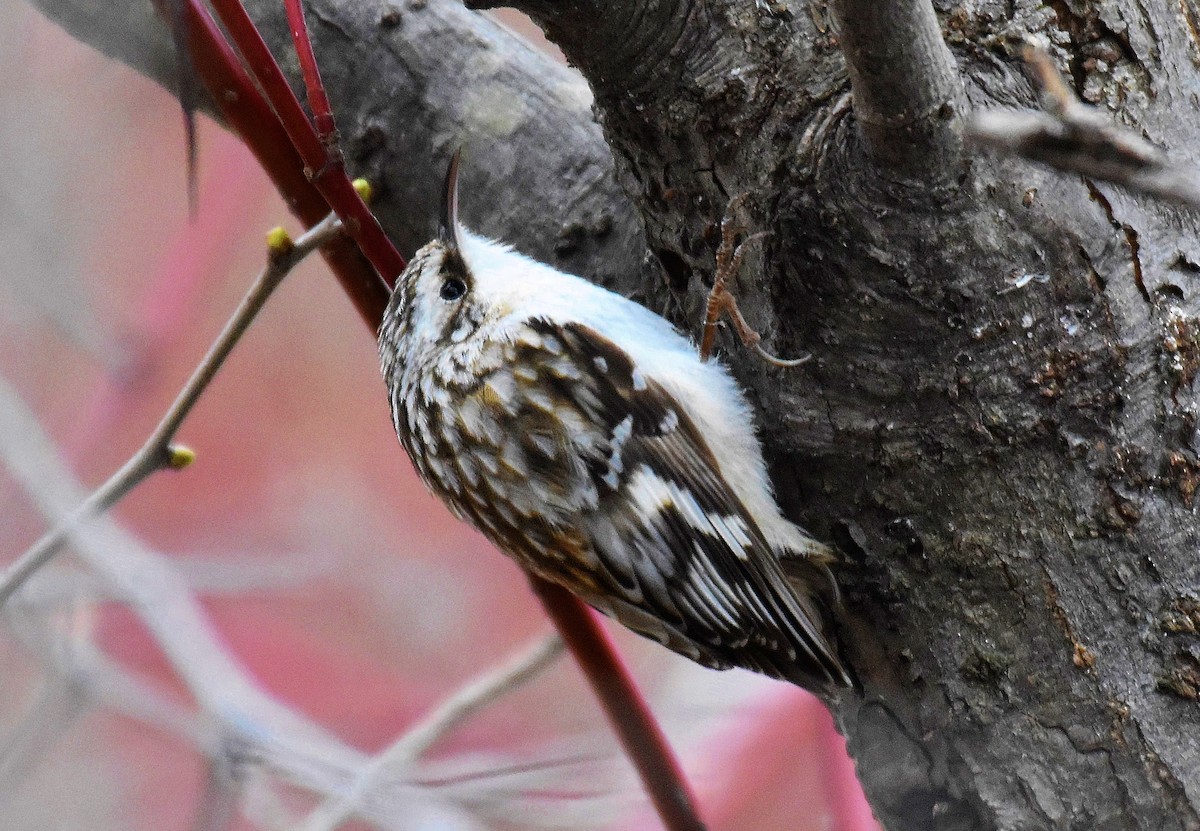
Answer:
439 148 464 252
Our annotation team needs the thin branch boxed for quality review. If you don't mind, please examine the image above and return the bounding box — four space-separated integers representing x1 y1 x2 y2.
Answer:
830 0 964 174
4 546 331 611
283 0 338 151
159 0 390 324
202 0 406 282
0 377 520 827
0 213 345 608
965 45 1200 210
531 579 708 831
372 635 563 766
297 633 565 831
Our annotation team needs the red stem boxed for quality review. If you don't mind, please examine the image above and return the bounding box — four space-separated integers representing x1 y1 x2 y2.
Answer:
206 0 324 168
206 0 406 283
531 579 707 831
170 0 389 323
171 4 706 828
283 0 338 147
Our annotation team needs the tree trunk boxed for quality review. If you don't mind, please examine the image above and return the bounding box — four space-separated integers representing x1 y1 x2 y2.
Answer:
29 0 1200 828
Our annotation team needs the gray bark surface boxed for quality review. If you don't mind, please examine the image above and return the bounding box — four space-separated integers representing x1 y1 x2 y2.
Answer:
28 0 1200 828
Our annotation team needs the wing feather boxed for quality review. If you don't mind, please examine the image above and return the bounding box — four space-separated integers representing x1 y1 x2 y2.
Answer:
512 319 847 687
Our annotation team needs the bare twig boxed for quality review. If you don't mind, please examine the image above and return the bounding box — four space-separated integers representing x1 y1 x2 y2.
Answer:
0 213 345 608
297 633 564 831
0 383 349 811
966 45 1200 210
0 377 579 829
372 635 563 766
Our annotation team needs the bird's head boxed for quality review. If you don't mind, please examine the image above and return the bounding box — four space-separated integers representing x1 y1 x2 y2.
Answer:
380 149 610 385
380 149 492 373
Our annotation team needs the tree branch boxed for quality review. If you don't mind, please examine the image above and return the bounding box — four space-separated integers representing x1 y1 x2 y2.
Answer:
829 0 963 175
966 45 1200 210
0 213 347 608
0 377 610 830
27 0 648 291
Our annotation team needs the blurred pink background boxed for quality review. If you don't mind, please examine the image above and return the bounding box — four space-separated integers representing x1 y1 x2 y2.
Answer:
0 4 877 830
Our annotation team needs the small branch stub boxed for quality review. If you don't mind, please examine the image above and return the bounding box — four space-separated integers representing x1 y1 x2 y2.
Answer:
831 0 964 176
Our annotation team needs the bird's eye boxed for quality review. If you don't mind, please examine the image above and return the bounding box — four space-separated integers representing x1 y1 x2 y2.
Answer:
439 276 467 302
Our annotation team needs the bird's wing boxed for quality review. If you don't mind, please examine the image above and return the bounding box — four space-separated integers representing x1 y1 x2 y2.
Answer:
513 319 848 687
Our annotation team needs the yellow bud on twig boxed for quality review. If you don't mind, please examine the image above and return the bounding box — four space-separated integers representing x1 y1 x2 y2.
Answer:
166 444 196 470
266 226 294 256
353 178 373 203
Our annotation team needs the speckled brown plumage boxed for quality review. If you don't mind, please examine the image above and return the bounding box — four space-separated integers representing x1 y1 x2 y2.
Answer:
378 158 848 689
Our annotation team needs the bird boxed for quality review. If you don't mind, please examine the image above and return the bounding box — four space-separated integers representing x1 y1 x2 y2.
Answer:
378 151 850 689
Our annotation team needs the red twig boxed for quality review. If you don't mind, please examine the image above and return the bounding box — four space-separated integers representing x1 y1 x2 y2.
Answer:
532 579 707 831
168 4 706 828
206 0 323 169
165 0 389 324
283 0 338 149
206 0 406 284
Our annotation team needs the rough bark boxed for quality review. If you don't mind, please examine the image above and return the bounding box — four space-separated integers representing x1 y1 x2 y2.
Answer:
28 0 1200 829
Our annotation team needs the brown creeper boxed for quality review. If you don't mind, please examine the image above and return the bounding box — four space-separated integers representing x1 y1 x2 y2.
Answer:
378 154 849 689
